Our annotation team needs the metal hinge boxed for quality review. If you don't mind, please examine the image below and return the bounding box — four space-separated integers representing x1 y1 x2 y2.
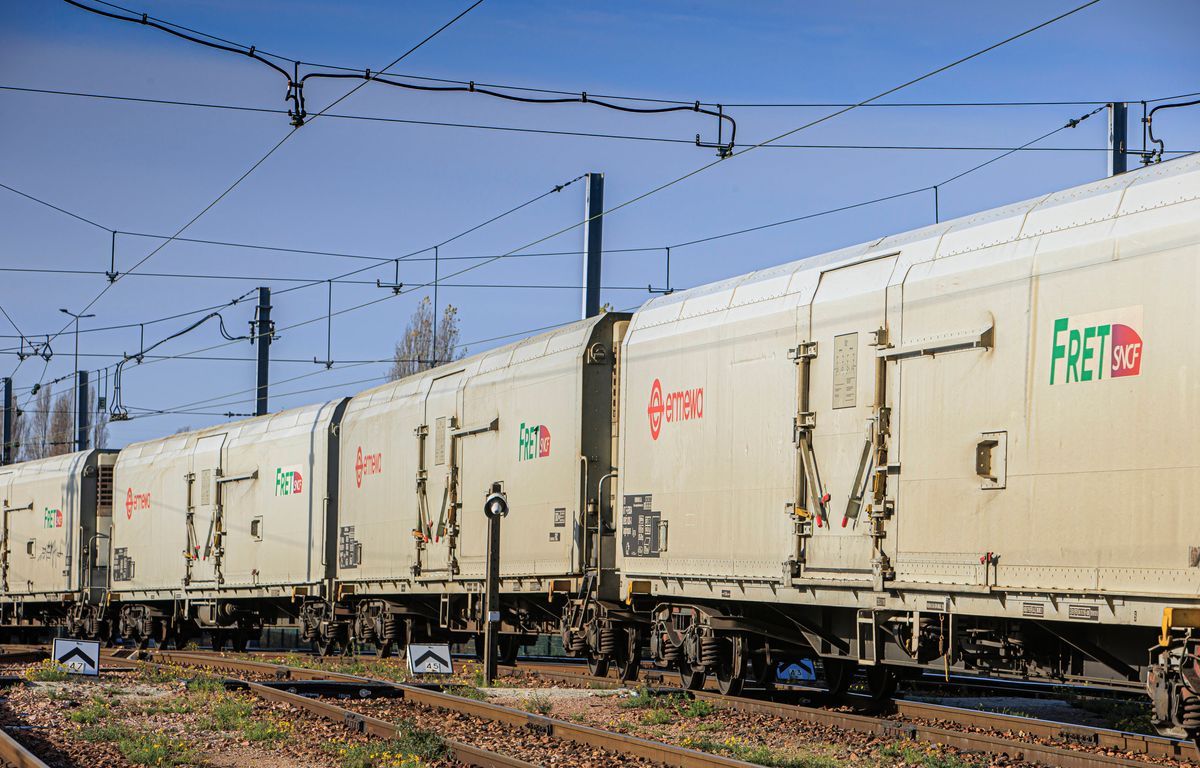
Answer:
787 341 818 361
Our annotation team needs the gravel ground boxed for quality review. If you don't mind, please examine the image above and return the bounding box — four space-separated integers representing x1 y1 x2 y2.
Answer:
157 651 1200 768
0 661 448 768
335 692 660 768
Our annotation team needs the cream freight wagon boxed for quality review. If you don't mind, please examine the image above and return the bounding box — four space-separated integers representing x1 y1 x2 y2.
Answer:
314 313 632 663
0 449 115 639
614 154 1200 736
108 400 345 649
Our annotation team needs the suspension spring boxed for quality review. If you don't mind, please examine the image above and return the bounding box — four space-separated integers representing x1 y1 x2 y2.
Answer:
1182 696 1200 730
660 633 683 664
382 615 403 641
700 635 724 666
359 615 378 643
599 627 619 655
568 633 588 654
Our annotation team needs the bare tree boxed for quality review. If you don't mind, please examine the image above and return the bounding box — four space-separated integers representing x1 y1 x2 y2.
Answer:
4 388 24 462
21 385 53 461
389 297 465 381
48 391 72 457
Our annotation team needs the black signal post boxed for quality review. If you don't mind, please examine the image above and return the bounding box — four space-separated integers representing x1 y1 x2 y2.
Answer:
254 287 273 416
482 486 509 686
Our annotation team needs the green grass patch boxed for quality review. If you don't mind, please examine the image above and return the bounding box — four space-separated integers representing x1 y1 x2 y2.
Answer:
184 674 226 694
67 698 110 725
640 707 673 726
1064 693 1155 734
117 730 198 767
136 663 185 685
326 723 447 768
682 698 715 718
682 736 841 768
521 692 553 715
200 695 254 731
445 684 488 701
24 660 70 682
618 687 658 709
78 722 131 743
240 715 294 742
879 743 973 768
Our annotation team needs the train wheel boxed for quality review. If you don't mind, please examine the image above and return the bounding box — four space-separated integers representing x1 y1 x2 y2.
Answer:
617 627 642 683
749 643 774 689
715 636 747 697
586 651 610 678
866 664 897 703
823 658 857 697
314 639 342 657
210 631 227 652
230 632 248 653
377 639 395 659
679 663 706 691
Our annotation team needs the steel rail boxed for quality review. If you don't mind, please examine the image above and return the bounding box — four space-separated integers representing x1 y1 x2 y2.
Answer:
501 660 1199 766
0 725 50 768
242 680 537 768
146 649 760 768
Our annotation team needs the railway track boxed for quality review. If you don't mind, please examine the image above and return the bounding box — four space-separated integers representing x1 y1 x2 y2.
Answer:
127 648 1195 768
4 643 1192 767
139 649 761 768
498 659 1198 767
0 724 47 768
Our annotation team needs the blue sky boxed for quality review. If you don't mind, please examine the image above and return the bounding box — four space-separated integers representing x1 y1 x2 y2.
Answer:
1 0 1197 446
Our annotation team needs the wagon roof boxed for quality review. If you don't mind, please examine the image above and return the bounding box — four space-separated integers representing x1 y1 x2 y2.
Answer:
632 152 1200 329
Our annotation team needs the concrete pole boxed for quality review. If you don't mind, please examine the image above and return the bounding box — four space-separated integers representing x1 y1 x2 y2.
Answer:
581 173 605 319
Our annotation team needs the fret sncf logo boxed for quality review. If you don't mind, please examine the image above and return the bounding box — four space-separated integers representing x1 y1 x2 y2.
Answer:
274 466 304 497
355 446 382 488
647 378 705 441
1050 306 1144 385
518 422 551 461
124 488 151 520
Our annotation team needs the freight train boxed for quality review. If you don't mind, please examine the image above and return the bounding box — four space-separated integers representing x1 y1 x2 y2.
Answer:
3 153 1199 741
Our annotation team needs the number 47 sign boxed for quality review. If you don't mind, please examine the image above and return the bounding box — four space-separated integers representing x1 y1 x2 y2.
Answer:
52 638 100 676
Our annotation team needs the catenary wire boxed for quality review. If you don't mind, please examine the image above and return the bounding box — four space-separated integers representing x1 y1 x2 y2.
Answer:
7 86 1198 156
5 2 1106 416
16 0 485 405
57 0 1200 110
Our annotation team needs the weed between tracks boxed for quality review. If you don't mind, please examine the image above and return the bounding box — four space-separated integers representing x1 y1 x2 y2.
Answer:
618 686 716 725
1059 689 1155 734
26 663 301 765
326 722 447 768
879 742 973 768
520 691 554 715
23 659 71 681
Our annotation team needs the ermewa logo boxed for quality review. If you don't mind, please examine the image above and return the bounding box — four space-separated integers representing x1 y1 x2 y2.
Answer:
1050 306 1143 385
124 488 150 520
355 446 382 488
274 466 304 497
647 378 704 441
519 422 551 461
